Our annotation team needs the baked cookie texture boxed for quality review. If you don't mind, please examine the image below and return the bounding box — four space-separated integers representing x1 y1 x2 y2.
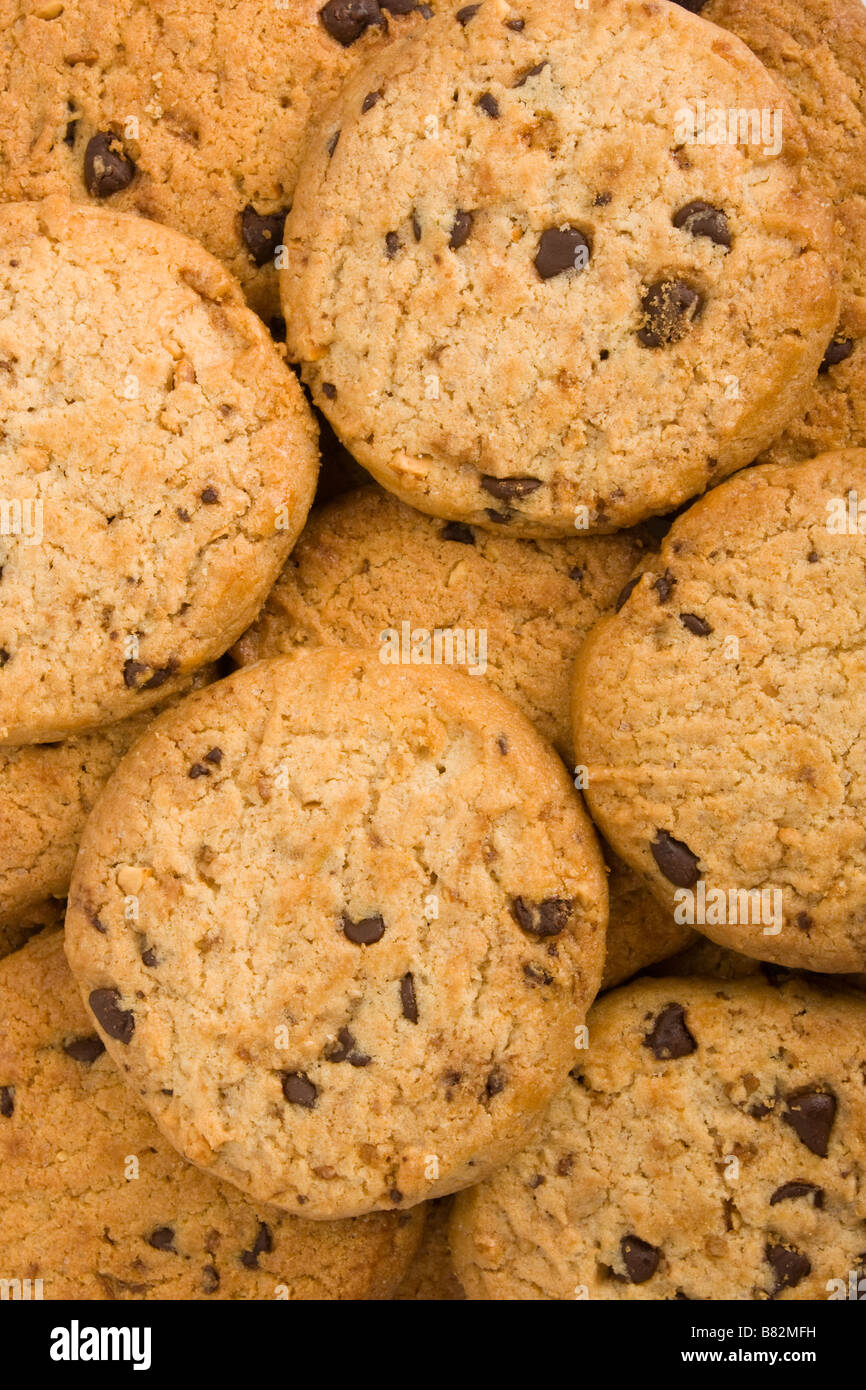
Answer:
0 199 318 743
284 0 838 536
232 486 692 982
394 1195 465 1300
574 451 866 975
65 650 608 1219
451 975 866 1300
0 930 424 1300
0 897 64 963
0 0 432 321
705 0 866 463
0 666 215 933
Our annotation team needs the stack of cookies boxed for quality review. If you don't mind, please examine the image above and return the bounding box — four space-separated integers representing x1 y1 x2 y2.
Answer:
1 0 865 1303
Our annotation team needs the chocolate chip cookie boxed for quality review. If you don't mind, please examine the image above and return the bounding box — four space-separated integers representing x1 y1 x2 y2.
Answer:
451 975 866 1299
704 0 866 464
0 929 424 1299
0 199 317 743
574 450 866 975
284 0 838 536
65 649 607 1219
0 0 432 321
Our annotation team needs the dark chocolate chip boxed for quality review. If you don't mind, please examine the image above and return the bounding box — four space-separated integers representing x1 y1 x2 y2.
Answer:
782 1088 836 1157
204 747 223 765
478 93 500 118
523 961 554 986
621 1235 660 1284
650 830 701 888
638 279 702 347
201 486 220 504
327 130 341 156
534 225 590 280
795 912 813 933
456 3 480 22
679 612 711 636
511 896 573 938
643 1003 697 1060
362 89 383 113
672 200 731 249
282 1071 318 1108
64 117 78 147
819 336 855 373
241 205 288 267
188 763 211 779
142 658 179 691
441 521 475 544
0 1086 14 1117
325 1027 371 1066
496 734 508 753
505 16 524 29
148 1227 176 1253
342 912 386 944
615 575 641 611
766 1242 811 1295
389 1187 404 1203
653 569 676 603
400 971 419 1022
240 1222 273 1267
412 212 422 241
381 0 417 10
481 475 542 500
201 1265 220 1293
89 988 135 1044
84 131 136 197
593 191 612 206
141 947 158 968
528 1173 545 1189
322 382 338 400
514 60 547 86
123 659 148 688
63 1035 106 1064
485 509 511 525
0 649 9 667
449 210 473 249
385 231 401 258
770 1180 824 1208
485 1067 507 1098
319 0 382 46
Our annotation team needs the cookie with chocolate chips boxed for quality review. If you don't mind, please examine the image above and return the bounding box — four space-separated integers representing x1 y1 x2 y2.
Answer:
0 930 424 1299
0 0 432 320
0 199 317 742
704 0 866 464
574 450 866 974
284 0 837 536
450 975 866 1299
65 648 607 1219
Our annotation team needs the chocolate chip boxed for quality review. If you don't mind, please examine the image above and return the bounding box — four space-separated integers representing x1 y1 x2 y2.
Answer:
766 1242 811 1295
327 130 341 156
643 1003 697 1060
400 971 419 1023
204 747 223 765
782 1088 836 1157
362 89 383 113
342 912 386 944
621 1235 660 1283
142 658 179 691
89 988 135 1044
770 1180 824 1208
481 475 542 500
123 658 148 688
412 212 422 241
680 612 711 636
141 947 158 968
534 225 590 280
64 117 78 147
514 60 547 86
511 896 573 937
556 1154 574 1176
176 507 191 522
321 382 338 401
441 521 475 544
807 551 819 564
381 0 417 10
188 763 211 779
201 1265 220 1293
456 3 480 22
795 912 813 933
485 1067 507 1098
282 1072 318 1108
615 575 641 611
319 0 382 46
201 486 220 504
638 279 702 347
84 904 107 934
819 336 855 373
593 191 612 207
63 1035 106 1064
84 131 136 197
325 1027 371 1066
240 1222 273 1267
449 210 473 249
389 1188 404 1204
672 200 731 249
385 231 401 258
478 93 500 118
523 961 554 986
653 569 676 603
650 830 701 888
485 509 511 525
148 1227 176 1252
241 205 287 267
0 1086 14 1118
497 734 508 753
505 16 524 29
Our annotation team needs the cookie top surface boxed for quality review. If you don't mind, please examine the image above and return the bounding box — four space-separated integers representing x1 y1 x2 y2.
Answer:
574 450 866 974
450 974 866 1300
284 0 837 536
65 649 607 1219
705 0 866 465
0 199 317 743
0 930 423 1300
0 0 431 320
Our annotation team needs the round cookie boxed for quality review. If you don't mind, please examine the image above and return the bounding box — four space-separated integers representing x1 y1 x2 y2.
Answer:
0 930 424 1300
574 451 866 975
451 974 866 1300
0 0 433 322
283 0 838 536
394 1195 465 1300
65 649 607 1219
0 199 317 743
704 0 866 464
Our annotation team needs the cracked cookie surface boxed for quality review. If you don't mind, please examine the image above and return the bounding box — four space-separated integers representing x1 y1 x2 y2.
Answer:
0 930 424 1299
284 0 837 535
0 199 317 743
65 648 607 1219
450 974 866 1299
574 450 866 974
